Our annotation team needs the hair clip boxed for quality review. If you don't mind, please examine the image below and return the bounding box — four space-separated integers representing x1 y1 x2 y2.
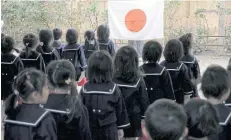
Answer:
14 90 19 95
26 43 29 46
65 78 72 85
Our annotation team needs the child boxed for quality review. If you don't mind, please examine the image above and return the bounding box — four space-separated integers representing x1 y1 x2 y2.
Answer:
36 29 60 66
226 62 231 107
160 39 193 104
1 36 24 101
80 50 130 140
43 60 91 140
62 28 87 81
140 40 175 103
179 33 201 97
184 99 219 140
97 24 115 57
20 33 46 73
83 30 99 61
142 99 188 140
52 28 63 55
113 46 149 138
3 68 57 140
201 65 231 140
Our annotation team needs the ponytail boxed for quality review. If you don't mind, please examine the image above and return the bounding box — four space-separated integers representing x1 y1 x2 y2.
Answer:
4 94 19 119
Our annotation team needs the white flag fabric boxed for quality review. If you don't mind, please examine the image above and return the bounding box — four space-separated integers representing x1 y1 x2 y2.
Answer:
108 0 164 40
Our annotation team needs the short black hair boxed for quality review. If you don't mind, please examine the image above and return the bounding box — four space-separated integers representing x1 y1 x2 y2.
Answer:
142 40 162 63
23 33 38 48
201 65 230 99
47 60 76 87
87 50 113 84
39 29 53 45
114 46 140 83
1 36 14 54
84 30 95 40
53 28 62 40
164 39 183 62
66 28 78 44
145 99 187 140
184 99 219 138
97 24 110 41
179 33 193 55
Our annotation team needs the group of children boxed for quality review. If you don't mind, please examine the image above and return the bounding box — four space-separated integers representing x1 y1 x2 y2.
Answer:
1 25 231 140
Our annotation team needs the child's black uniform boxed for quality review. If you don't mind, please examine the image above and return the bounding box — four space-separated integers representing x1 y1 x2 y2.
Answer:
80 82 130 140
52 40 64 56
1 54 24 100
140 63 175 103
209 104 231 140
181 54 200 97
98 39 115 57
113 77 149 137
36 45 60 66
43 94 92 140
19 51 46 73
62 44 87 80
160 61 193 104
4 104 57 140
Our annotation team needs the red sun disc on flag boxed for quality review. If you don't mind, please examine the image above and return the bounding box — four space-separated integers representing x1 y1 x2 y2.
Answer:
125 9 147 32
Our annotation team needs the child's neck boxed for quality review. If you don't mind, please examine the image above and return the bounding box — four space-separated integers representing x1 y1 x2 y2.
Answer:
207 97 223 105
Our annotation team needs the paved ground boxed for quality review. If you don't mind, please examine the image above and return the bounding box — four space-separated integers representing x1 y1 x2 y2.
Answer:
1 54 230 139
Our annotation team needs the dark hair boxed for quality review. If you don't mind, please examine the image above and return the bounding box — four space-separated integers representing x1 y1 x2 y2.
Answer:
1 36 14 54
179 33 193 55
53 28 62 40
47 60 85 123
142 40 162 63
228 59 231 71
66 28 78 44
5 68 47 119
114 46 140 83
201 65 230 99
145 99 187 140
164 39 183 62
97 24 110 41
184 99 219 138
87 50 113 84
84 30 99 53
84 30 95 40
23 33 39 58
39 29 53 45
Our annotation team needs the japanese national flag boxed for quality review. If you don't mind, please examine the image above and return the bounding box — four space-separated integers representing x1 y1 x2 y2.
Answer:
108 0 164 40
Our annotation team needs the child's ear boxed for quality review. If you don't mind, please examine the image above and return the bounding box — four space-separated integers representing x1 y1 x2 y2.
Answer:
183 127 188 138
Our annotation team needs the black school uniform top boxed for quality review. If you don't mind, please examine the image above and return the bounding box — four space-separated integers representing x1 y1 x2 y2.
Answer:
43 93 92 140
181 54 201 80
140 63 175 103
209 104 231 140
98 39 115 57
51 40 64 56
36 45 60 66
80 82 130 129
113 77 149 137
160 61 193 104
19 51 46 73
1 54 24 100
62 43 87 72
4 104 57 140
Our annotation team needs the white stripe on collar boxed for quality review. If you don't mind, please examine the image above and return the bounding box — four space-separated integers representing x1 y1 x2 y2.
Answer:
63 48 79 51
181 57 196 64
98 40 110 45
116 78 141 88
43 49 55 54
118 123 130 129
45 108 71 114
21 54 40 60
4 110 49 127
225 103 231 107
167 63 184 71
83 84 116 94
142 67 165 76
1 56 18 64
219 112 231 126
